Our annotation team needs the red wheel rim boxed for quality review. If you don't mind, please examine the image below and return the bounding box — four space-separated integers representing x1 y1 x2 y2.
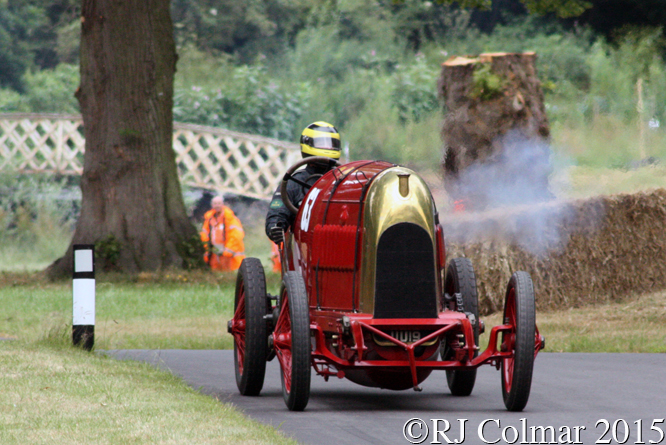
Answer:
273 290 293 394
501 287 517 393
232 282 247 376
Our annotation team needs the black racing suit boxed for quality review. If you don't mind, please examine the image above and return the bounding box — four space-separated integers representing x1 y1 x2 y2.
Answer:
265 164 330 241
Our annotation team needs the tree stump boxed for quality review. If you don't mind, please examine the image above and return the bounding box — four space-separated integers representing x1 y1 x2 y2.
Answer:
440 52 551 210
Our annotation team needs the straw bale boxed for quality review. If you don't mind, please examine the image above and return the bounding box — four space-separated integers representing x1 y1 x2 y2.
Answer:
442 189 666 314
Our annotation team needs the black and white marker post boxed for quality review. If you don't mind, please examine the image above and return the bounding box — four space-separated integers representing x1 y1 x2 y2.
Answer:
72 244 95 351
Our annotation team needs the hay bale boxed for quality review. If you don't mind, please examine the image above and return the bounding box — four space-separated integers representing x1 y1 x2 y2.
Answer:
442 189 666 314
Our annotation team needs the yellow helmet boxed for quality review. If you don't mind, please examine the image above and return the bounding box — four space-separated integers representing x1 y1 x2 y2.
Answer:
300 121 341 159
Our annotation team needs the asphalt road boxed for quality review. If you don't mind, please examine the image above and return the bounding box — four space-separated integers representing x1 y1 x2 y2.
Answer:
107 350 666 445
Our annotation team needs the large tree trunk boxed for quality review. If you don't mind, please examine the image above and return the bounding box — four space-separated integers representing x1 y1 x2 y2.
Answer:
48 0 202 277
440 52 552 210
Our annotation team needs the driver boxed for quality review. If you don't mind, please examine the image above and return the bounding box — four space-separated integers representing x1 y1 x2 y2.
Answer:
265 121 341 244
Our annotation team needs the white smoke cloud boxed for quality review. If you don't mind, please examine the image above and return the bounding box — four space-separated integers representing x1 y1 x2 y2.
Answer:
452 131 554 208
441 131 587 256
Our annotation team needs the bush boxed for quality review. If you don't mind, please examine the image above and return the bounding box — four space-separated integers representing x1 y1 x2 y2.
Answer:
0 63 79 113
173 63 312 140
392 54 440 123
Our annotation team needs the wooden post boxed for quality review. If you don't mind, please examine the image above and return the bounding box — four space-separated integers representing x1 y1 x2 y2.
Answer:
636 78 646 160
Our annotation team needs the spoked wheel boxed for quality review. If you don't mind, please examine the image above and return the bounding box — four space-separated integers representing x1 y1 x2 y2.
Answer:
273 271 311 411
441 257 479 396
501 271 536 412
232 258 269 396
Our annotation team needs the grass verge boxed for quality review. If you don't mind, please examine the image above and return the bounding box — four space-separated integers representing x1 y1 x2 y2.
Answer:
0 340 296 445
552 164 666 200
0 270 281 349
480 290 666 353
3 270 664 353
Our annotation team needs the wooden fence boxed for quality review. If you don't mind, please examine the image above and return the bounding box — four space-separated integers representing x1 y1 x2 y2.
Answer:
0 113 300 200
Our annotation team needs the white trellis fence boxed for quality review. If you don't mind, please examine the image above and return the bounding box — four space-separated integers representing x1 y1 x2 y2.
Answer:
0 113 300 200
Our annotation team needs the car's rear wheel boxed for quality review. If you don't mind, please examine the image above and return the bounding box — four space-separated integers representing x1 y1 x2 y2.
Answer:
442 257 479 396
232 258 268 396
274 271 311 411
501 271 536 412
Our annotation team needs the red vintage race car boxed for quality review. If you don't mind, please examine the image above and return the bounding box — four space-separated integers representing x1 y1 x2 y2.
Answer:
229 157 544 411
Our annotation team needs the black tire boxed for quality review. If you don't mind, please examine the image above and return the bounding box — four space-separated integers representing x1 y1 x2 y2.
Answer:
274 271 311 411
501 271 536 412
442 257 479 396
232 258 268 396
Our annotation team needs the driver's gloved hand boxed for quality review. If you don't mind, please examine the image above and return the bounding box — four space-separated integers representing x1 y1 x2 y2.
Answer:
268 223 286 244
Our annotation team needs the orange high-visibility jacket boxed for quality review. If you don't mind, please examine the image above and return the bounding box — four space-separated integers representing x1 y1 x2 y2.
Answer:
270 241 281 273
200 207 245 271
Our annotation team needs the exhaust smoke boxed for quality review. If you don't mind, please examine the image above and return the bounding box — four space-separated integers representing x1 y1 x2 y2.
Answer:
442 131 596 256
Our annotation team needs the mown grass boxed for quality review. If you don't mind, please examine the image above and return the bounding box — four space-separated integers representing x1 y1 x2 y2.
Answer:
0 270 293 445
3 269 665 354
480 290 666 353
0 270 282 350
0 340 296 445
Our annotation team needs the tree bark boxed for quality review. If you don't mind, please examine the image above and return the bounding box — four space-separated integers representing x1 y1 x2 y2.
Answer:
48 0 202 277
440 52 551 209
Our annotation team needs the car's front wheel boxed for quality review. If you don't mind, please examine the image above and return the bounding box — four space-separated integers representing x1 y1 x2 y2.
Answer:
274 271 311 411
501 271 536 412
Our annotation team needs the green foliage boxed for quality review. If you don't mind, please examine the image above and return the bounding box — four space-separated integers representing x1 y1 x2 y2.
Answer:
167 0 592 64
0 0 79 90
0 173 78 237
172 0 271 54
0 88 22 112
388 0 471 51
343 100 443 167
54 17 80 64
584 29 666 123
0 3 46 90
521 0 591 17
173 63 311 140
0 63 79 113
95 234 121 271
281 21 399 82
470 62 505 100
177 233 207 270
22 63 79 112
542 27 666 168
392 54 440 122
171 0 309 63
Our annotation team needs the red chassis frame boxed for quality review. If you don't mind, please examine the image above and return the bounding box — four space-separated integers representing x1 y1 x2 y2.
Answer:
308 310 544 391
